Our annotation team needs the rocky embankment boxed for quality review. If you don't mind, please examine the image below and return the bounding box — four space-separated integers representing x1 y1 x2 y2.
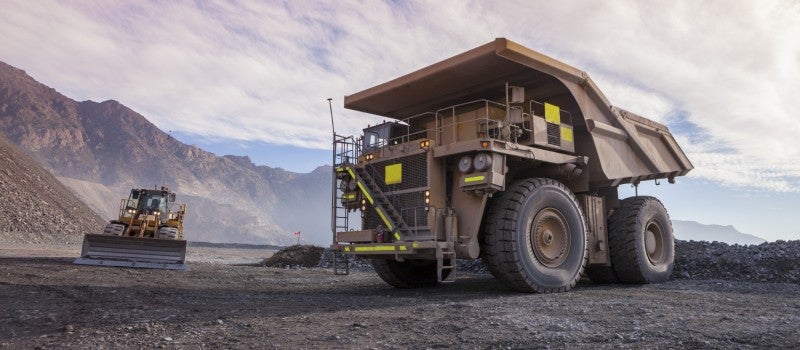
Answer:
311 240 800 284
0 135 105 244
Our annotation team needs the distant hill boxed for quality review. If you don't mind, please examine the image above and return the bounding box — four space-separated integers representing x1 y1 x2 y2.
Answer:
0 61 331 245
672 220 766 245
0 133 105 243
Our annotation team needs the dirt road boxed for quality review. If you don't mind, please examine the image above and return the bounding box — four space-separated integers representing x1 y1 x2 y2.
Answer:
1 245 798 349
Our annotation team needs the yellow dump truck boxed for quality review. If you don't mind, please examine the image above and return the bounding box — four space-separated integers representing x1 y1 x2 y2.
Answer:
74 187 188 270
331 38 692 292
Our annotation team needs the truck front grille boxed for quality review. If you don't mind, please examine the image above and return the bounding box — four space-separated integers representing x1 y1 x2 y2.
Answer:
362 152 429 231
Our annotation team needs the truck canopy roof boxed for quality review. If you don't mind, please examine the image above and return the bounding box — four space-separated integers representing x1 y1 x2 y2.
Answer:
346 38 587 119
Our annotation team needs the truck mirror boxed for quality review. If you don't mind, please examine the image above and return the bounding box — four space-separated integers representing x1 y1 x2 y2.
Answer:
169 193 176 202
131 189 140 199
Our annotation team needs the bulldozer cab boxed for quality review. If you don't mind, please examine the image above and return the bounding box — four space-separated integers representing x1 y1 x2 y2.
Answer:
124 189 175 223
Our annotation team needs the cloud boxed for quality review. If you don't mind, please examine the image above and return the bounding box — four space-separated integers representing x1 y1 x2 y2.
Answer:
1 1 799 191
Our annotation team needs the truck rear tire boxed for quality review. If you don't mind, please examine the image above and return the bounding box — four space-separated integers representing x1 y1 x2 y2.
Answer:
482 178 588 293
607 196 674 283
372 259 447 288
103 223 125 236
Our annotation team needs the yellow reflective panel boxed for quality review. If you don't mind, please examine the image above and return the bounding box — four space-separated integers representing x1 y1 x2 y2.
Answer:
464 175 486 183
385 163 402 185
544 103 561 125
560 126 574 142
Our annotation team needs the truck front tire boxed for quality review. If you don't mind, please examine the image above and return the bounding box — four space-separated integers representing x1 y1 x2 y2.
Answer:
482 178 588 293
607 196 674 283
156 227 179 239
372 259 446 288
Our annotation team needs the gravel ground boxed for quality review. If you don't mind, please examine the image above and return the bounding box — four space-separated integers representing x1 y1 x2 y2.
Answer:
1 241 799 349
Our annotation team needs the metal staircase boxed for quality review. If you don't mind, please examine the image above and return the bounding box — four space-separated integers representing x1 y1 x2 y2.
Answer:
346 165 412 241
436 245 456 283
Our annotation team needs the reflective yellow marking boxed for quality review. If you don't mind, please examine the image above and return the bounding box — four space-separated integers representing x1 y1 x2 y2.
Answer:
545 102 561 124
354 245 397 252
342 193 356 200
346 167 374 205
385 163 402 185
399 245 407 251
335 167 344 172
344 246 351 252
464 175 486 183
412 243 420 248
357 182 374 204
375 207 394 231
561 127 574 142
393 232 401 240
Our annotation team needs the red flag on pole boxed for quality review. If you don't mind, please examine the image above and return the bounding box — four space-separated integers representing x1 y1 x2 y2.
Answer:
293 231 301 236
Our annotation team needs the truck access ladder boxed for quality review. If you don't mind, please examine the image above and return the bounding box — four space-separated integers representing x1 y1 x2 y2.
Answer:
331 134 357 275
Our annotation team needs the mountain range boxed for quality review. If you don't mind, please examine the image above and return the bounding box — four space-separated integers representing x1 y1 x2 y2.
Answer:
0 61 332 245
672 220 765 245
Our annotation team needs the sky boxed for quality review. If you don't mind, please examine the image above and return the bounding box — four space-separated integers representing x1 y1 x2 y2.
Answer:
1 1 798 241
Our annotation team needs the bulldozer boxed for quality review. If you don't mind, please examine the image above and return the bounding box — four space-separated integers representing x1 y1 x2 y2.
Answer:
74 186 188 270
331 38 693 292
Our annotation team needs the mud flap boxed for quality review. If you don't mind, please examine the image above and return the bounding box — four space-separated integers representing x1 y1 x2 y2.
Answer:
73 234 188 270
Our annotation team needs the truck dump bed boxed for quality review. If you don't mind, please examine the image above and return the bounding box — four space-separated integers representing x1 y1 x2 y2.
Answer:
345 38 692 186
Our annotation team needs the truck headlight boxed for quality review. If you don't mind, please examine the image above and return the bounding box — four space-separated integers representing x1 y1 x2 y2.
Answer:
458 155 473 173
473 152 492 171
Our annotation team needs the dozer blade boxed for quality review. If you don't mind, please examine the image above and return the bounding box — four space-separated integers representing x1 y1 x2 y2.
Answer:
73 234 188 270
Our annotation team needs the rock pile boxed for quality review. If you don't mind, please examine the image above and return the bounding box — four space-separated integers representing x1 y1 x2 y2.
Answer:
262 245 325 268
673 240 800 284
317 248 373 271
304 239 800 284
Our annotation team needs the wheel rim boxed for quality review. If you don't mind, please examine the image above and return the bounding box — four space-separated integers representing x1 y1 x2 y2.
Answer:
644 219 665 264
529 208 571 268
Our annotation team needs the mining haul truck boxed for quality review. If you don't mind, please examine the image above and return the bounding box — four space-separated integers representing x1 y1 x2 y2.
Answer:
331 38 692 293
74 187 188 270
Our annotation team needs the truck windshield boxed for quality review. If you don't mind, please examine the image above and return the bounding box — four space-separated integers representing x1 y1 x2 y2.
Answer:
363 131 387 151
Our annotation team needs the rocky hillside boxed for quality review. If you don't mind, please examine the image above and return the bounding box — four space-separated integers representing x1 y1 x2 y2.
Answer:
0 133 105 243
0 61 330 245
